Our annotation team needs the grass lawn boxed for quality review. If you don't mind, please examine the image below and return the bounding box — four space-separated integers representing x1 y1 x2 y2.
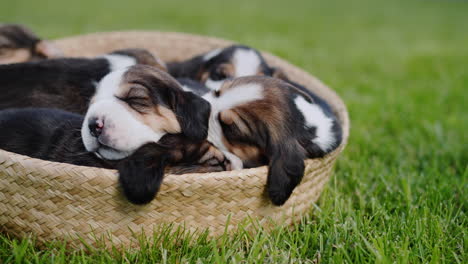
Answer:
1 0 467 262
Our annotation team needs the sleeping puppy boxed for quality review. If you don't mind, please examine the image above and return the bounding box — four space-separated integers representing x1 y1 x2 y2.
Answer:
81 64 211 160
0 24 62 64
202 76 342 205
81 64 233 202
0 108 228 204
0 48 165 113
167 45 287 91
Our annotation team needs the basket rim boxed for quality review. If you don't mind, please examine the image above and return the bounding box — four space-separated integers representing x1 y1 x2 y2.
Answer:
0 30 350 182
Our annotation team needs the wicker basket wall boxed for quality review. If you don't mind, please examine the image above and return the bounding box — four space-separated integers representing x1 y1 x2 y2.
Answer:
0 31 349 248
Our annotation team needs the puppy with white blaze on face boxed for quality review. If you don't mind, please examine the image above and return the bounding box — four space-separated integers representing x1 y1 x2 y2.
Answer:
202 76 342 205
167 45 288 93
82 69 165 160
81 64 227 204
81 65 209 160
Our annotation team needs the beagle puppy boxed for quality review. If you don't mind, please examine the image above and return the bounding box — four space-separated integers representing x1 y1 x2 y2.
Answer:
81 65 236 203
167 45 287 91
0 48 166 113
0 24 62 64
202 76 342 205
81 64 211 160
0 108 228 204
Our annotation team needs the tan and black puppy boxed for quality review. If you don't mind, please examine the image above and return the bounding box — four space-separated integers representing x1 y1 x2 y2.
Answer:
167 45 287 92
202 76 342 205
0 48 165 113
81 64 210 160
0 24 62 64
81 65 223 203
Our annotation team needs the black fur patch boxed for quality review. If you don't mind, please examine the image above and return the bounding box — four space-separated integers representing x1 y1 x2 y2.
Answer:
0 57 112 113
173 90 211 142
0 108 109 167
116 143 168 205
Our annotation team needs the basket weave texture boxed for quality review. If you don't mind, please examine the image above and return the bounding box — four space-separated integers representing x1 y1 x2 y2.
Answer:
0 31 349 248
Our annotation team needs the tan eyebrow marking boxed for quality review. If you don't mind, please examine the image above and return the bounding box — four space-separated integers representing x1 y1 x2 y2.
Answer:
116 65 183 135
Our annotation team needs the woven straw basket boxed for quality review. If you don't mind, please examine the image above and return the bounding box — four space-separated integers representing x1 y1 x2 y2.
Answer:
0 31 349 248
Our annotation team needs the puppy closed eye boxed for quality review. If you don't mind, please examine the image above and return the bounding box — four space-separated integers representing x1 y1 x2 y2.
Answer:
127 98 150 110
116 87 151 112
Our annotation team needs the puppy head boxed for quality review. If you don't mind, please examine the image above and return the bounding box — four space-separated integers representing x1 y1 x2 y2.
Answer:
0 24 62 64
82 65 211 161
204 76 306 205
192 45 288 90
108 48 167 71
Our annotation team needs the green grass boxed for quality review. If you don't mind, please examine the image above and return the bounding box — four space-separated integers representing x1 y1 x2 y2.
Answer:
1 0 467 262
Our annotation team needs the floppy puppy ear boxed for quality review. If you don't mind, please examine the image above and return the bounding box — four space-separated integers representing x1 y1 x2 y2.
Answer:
266 140 305 206
34 40 63 58
270 66 289 81
116 143 168 205
172 91 211 142
218 109 306 205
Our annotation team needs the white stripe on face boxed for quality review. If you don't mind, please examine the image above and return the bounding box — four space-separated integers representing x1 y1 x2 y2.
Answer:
203 83 264 112
101 54 137 71
203 48 222 61
204 48 262 90
203 83 265 170
81 69 166 160
233 49 261 77
294 96 335 151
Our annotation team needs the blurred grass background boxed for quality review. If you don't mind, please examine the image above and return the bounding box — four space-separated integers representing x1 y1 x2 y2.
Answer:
1 0 467 263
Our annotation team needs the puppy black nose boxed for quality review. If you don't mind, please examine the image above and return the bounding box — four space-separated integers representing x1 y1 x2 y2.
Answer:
88 117 104 137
